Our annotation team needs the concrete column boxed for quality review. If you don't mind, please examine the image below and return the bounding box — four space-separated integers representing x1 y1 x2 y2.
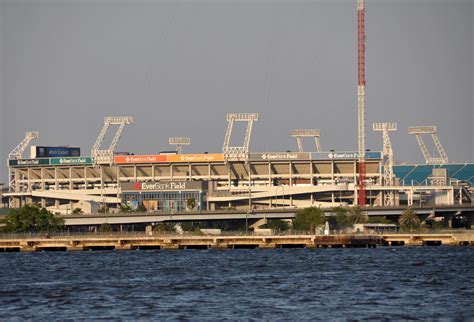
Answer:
116 166 120 201
268 162 272 186
353 161 357 186
54 168 58 190
27 168 32 192
289 161 293 186
84 168 88 190
41 168 45 190
69 168 73 190
331 161 334 182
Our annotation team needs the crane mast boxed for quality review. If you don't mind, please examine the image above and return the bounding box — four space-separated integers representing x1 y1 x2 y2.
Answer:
357 0 366 207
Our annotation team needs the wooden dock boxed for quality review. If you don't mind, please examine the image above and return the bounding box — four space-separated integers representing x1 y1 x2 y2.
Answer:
381 233 474 246
0 233 473 252
0 234 380 252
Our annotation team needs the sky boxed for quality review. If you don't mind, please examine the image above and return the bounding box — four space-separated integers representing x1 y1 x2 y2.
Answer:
0 0 473 182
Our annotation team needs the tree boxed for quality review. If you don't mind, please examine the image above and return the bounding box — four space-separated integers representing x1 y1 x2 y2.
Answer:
71 208 83 214
332 207 351 230
368 216 391 224
399 207 420 230
349 206 368 225
180 222 194 231
2 205 64 233
119 203 132 213
135 204 147 213
153 222 176 233
98 205 108 214
266 219 290 231
292 207 325 232
186 198 197 210
98 223 113 233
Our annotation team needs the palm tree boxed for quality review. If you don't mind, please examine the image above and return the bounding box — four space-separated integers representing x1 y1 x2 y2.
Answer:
349 206 368 225
332 206 351 230
399 207 420 230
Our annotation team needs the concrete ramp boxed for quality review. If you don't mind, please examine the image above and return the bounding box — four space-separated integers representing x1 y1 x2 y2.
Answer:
250 218 267 229
32 190 120 204
209 185 349 202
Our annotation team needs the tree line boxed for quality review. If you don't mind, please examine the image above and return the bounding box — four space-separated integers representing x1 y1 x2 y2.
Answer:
0 204 427 233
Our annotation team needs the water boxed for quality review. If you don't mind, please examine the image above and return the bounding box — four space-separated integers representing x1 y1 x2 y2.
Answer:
0 247 473 320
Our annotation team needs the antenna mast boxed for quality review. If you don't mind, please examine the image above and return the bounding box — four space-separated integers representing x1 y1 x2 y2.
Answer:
357 0 366 207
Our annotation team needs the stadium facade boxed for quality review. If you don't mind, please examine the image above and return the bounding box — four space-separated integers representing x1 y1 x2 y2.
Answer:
5 119 473 214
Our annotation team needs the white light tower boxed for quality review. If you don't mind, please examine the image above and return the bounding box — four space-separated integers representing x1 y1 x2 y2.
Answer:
291 129 321 152
373 122 397 206
169 137 191 154
92 116 133 166
222 113 259 161
8 131 39 192
408 126 448 164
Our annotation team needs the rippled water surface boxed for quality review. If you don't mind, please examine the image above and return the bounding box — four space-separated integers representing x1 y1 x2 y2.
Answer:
0 247 473 320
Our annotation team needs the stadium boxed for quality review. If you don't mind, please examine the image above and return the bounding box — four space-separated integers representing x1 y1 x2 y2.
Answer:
4 114 473 215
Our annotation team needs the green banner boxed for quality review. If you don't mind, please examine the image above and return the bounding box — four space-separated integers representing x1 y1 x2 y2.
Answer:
9 159 50 166
9 156 93 167
50 157 92 165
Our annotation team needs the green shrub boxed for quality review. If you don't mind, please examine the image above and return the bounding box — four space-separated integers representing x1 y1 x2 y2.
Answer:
332 207 351 230
266 219 290 231
99 223 112 233
2 205 64 233
292 207 325 232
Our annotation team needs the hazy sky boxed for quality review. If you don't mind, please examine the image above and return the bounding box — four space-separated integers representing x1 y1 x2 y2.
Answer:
1 0 473 182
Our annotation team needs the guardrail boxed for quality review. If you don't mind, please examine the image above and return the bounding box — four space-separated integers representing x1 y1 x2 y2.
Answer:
1 229 471 240
0 230 375 239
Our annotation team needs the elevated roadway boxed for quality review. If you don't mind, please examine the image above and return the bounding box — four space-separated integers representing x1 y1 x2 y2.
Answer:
60 205 474 226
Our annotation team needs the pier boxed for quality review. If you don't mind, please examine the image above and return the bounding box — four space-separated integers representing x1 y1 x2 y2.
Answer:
0 232 473 252
381 232 474 246
0 234 380 252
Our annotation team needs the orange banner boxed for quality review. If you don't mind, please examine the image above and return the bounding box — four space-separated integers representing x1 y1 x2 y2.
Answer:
114 155 167 164
167 154 224 163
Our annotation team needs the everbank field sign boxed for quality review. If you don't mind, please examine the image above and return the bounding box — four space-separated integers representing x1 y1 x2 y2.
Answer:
249 152 311 161
114 155 167 164
121 181 206 192
114 154 224 164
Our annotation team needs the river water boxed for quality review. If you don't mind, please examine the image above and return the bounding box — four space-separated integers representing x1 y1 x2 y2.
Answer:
0 247 472 320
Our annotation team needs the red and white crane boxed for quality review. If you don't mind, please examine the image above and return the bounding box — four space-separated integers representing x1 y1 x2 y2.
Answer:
357 0 366 207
